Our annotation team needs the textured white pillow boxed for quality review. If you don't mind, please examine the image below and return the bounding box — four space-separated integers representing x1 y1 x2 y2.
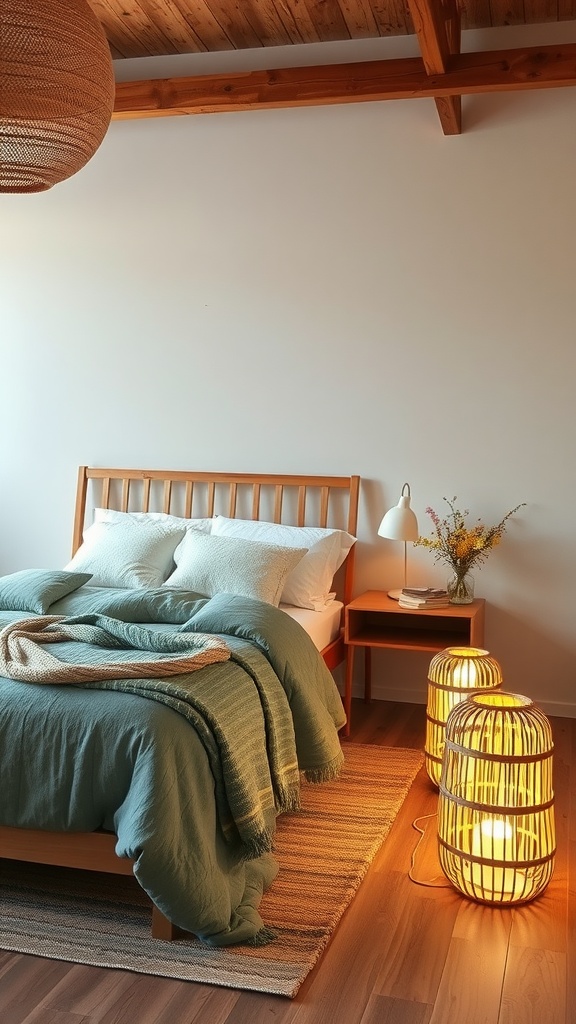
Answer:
164 531 307 606
95 508 213 534
65 519 187 589
211 517 356 610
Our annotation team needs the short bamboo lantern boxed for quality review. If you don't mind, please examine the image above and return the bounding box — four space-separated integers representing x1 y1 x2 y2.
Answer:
437 692 555 906
425 647 503 786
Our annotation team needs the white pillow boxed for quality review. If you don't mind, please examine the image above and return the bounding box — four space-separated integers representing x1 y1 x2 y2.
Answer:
65 519 187 589
211 517 356 610
164 531 307 607
95 508 213 534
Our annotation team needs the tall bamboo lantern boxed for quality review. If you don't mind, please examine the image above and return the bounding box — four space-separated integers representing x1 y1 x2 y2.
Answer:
437 692 555 905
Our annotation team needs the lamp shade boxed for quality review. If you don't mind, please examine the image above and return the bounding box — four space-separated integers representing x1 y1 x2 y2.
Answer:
425 647 503 786
437 692 555 905
0 0 115 193
378 483 419 541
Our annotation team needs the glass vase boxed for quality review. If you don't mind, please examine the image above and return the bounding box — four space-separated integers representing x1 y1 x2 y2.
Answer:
447 570 475 604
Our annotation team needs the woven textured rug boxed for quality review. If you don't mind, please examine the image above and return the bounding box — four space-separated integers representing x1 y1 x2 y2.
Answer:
0 743 423 998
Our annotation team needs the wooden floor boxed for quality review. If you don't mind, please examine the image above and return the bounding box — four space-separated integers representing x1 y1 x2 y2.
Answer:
1 700 574 1024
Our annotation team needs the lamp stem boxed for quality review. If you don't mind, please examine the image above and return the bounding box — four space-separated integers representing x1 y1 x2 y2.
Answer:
403 541 408 590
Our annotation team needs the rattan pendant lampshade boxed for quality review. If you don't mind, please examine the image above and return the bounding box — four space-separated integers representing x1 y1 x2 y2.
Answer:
425 647 503 786
437 692 555 905
0 0 115 193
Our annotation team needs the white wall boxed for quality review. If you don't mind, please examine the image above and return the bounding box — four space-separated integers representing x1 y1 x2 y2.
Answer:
1 24 575 715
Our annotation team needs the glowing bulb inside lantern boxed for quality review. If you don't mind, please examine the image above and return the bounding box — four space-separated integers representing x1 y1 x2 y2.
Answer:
465 818 527 901
451 658 478 687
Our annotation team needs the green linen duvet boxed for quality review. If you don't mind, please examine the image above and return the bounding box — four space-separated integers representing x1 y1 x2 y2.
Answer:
0 584 345 946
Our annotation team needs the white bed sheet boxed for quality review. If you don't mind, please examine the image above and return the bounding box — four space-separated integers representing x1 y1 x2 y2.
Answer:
280 600 343 651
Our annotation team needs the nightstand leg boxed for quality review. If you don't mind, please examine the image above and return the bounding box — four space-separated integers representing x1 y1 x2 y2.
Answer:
364 647 372 703
343 645 354 737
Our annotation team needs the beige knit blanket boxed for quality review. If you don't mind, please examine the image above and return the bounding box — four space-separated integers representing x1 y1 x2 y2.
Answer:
0 614 230 684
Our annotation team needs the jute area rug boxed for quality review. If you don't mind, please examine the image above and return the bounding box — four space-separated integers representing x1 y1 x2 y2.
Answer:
0 744 423 998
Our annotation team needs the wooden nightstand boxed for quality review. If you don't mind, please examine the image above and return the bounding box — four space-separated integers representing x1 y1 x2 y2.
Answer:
342 590 485 735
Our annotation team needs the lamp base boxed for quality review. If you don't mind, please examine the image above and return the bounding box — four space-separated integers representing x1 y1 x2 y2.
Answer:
387 589 402 601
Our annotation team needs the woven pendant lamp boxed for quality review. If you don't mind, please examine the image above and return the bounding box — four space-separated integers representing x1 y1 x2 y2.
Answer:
0 0 115 193
425 647 503 786
437 692 555 905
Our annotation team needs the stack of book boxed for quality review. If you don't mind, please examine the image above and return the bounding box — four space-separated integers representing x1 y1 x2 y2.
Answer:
398 587 450 609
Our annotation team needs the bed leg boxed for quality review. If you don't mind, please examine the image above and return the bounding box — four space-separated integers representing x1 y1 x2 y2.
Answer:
151 904 182 940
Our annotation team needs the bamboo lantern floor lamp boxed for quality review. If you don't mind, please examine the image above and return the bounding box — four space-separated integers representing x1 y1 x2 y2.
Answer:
425 647 503 787
437 692 555 906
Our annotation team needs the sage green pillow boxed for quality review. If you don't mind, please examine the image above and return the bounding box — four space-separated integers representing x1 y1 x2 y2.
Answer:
51 584 207 624
0 569 92 614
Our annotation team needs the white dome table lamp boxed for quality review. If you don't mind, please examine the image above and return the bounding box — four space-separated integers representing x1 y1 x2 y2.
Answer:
378 482 419 600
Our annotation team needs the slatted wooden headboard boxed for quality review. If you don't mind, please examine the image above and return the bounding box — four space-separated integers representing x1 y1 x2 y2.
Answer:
72 467 361 611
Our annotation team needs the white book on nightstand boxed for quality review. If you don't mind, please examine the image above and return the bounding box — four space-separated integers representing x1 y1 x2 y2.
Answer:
399 587 449 609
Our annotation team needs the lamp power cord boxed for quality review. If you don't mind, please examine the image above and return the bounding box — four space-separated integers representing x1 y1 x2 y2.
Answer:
408 813 452 889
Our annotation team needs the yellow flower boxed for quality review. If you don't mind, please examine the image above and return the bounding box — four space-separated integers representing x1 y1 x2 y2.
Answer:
415 498 525 576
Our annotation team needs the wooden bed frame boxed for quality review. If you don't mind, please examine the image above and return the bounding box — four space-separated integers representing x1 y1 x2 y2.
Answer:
1 466 360 940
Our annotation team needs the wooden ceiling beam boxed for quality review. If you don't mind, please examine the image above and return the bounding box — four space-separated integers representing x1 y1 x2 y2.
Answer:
407 0 462 134
112 42 576 121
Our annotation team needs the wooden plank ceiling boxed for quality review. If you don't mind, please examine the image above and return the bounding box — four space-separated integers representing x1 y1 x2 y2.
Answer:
90 1 576 133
